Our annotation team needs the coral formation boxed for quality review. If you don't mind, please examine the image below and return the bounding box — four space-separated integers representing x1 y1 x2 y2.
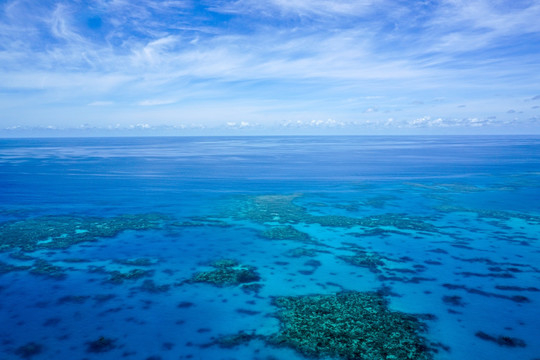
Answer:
209 331 262 348
239 283 264 294
107 269 153 284
443 283 530 303
284 247 321 258
475 331 526 347
442 295 465 307
186 259 261 288
338 249 385 273
29 259 67 279
86 336 117 353
14 342 43 358
434 205 540 225
231 194 439 232
171 217 231 228
0 213 167 252
0 260 30 274
57 295 91 304
260 225 312 242
210 259 239 268
9 252 34 261
138 279 171 293
114 257 158 266
270 291 432 360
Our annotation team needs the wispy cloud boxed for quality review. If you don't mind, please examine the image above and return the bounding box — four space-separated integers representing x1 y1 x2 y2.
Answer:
138 99 177 106
0 0 539 134
88 101 114 106
207 0 386 18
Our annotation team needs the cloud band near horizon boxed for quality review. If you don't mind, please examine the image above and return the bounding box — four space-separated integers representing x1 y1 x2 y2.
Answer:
1 0 539 135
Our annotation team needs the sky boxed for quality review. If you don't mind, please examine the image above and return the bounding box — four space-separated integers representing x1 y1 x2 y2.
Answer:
1 0 540 136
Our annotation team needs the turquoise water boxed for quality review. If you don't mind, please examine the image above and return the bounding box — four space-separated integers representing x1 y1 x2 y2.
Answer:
0 136 539 360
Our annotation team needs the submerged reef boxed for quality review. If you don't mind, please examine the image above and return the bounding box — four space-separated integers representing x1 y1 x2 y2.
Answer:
86 336 117 353
185 259 261 289
231 194 440 233
260 225 312 242
270 291 432 360
434 205 540 225
114 257 158 266
338 249 385 273
29 259 67 279
475 331 526 348
206 331 263 349
442 295 466 307
14 342 43 358
0 213 167 252
284 247 325 258
171 217 232 228
137 279 171 293
442 284 530 303
106 269 153 284
0 260 30 274
234 194 307 223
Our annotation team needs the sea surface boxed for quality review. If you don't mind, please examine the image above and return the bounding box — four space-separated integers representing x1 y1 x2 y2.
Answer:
0 136 539 360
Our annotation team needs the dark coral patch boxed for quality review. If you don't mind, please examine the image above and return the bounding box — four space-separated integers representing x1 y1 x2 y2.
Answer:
260 225 312 242
475 331 526 348
86 336 117 353
29 259 67 279
186 259 261 288
207 331 262 348
0 213 167 252
14 342 43 358
270 291 432 360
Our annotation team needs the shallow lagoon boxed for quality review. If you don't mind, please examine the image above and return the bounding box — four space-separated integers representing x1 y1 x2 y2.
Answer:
0 136 539 360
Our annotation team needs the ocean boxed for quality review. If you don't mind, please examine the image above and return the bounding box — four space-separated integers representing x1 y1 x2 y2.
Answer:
0 136 539 360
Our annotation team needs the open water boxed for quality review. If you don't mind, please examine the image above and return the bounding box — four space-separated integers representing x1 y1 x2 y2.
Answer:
0 136 539 360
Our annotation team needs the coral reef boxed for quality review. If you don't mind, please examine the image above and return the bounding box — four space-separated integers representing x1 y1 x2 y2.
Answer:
210 259 239 268
0 213 168 252
107 269 153 284
298 259 322 275
442 284 530 303
9 252 34 261
233 194 307 224
434 205 540 225
208 331 262 348
186 259 261 288
269 291 432 360
260 225 312 242
86 336 117 353
29 259 67 279
177 301 194 308
14 342 43 358
239 283 264 294
138 279 171 293
475 331 526 347
171 217 231 228
231 194 440 233
0 260 30 274
57 295 91 304
114 257 158 266
338 249 385 273
284 247 321 258
442 295 466 307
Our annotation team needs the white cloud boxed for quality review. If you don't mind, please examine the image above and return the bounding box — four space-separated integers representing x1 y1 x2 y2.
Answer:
426 0 540 54
209 0 386 18
88 101 114 106
1 0 539 133
138 99 177 106
280 118 346 128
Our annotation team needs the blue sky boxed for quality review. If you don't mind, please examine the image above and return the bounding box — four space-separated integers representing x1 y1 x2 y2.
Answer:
1 0 540 136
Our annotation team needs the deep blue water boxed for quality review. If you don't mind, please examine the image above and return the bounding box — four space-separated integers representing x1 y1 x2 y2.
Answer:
0 136 539 360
